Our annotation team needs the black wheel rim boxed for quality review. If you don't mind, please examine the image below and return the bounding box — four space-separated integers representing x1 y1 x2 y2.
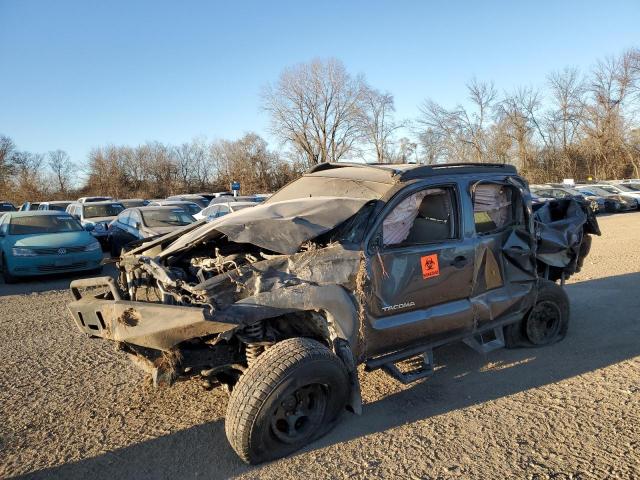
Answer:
526 300 562 345
270 384 327 444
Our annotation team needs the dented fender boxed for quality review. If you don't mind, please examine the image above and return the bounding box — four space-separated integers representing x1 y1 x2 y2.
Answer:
214 283 361 354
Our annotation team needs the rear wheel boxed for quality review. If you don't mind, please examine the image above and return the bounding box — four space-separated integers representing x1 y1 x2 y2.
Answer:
225 337 350 464
505 279 569 347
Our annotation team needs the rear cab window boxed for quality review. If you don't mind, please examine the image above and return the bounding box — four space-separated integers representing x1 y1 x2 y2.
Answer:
472 182 524 235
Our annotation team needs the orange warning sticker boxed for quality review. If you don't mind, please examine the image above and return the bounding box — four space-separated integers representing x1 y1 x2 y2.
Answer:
421 254 440 279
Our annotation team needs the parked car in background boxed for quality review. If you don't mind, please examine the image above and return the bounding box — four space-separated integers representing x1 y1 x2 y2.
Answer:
192 192 233 202
598 182 640 203
147 200 202 216
166 194 209 209
207 195 266 206
530 185 599 213
619 182 640 192
117 198 148 208
77 196 113 203
37 201 73 212
575 185 638 212
194 201 258 221
66 201 125 245
617 179 640 186
108 206 195 256
0 211 103 283
529 192 551 207
0 201 16 212
253 193 272 201
18 202 41 211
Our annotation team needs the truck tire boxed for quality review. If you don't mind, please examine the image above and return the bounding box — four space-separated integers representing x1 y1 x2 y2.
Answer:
225 337 350 464
505 279 569 347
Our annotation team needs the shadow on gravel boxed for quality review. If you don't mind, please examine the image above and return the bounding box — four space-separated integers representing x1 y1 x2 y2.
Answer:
25 272 640 479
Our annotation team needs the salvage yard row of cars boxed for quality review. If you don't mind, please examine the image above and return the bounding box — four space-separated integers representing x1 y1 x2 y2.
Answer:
0 177 638 284
0 192 267 282
530 179 640 213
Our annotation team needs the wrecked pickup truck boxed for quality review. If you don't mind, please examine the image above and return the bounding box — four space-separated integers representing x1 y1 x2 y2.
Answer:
68 162 599 463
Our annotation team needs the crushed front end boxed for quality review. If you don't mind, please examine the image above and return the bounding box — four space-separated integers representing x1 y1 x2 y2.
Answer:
68 197 371 389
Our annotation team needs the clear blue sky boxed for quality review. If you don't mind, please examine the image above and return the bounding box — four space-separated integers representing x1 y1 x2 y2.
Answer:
1 0 639 164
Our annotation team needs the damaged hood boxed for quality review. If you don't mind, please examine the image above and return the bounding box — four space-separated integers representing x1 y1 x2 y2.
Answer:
159 196 370 256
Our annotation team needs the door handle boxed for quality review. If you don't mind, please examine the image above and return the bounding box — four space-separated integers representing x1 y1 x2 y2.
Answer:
451 255 468 268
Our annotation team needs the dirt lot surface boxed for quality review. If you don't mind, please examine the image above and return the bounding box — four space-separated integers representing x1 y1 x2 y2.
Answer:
1 213 639 479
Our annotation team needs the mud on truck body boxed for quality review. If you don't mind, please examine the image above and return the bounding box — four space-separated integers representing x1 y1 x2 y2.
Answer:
68 162 599 463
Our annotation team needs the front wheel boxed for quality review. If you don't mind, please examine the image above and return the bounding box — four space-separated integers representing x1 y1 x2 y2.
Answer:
225 337 350 464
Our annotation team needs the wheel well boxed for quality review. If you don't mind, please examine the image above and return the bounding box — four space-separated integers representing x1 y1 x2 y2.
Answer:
262 311 333 348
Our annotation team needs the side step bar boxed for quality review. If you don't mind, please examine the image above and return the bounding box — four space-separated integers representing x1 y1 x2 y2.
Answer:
462 327 505 354
381 350 434 385
366 325 509 385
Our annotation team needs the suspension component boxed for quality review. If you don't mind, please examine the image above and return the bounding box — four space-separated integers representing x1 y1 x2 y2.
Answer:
244 322 265 367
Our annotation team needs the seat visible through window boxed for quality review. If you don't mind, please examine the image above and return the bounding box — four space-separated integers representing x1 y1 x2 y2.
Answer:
383 187 456 246
405 190 453 243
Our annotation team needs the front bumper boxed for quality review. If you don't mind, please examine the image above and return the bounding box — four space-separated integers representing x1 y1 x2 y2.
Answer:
68 276 237 351
7 250 103 277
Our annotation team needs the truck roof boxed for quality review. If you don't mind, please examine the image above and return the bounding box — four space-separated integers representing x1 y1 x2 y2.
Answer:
307 162 517 183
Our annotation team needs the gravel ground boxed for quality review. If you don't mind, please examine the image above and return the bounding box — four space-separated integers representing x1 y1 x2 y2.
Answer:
1 212 639 479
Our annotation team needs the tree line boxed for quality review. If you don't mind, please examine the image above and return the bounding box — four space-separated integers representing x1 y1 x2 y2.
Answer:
1 47 639 203
0 133 304 202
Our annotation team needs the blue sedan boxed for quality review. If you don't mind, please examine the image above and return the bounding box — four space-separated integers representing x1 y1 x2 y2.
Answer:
0 211 103 283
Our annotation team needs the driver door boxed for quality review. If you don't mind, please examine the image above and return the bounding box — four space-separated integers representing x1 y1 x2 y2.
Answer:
364 183 476 356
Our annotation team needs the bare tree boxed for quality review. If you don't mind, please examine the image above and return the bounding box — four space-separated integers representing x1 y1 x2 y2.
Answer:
47 150 74 193
417 79 498 163
416 128 444 164
0 135 16 197
262 58 367 165
11 151 47 201
497 87 543 174
581 52 636 178
465 79 498 161
359 88 402 162
547 68 585 151
210 133 296 194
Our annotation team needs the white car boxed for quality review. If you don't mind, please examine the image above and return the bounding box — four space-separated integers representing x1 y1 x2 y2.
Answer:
593 183 640 201
194 201 258 221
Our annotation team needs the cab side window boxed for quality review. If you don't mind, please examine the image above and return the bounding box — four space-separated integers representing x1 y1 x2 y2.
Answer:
473 183 522 234
383 187 457 247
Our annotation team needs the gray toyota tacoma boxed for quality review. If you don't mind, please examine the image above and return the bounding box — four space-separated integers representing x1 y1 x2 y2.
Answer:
68 162 599 463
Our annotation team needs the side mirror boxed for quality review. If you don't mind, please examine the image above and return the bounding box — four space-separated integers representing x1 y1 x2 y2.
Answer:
135 222 142 230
